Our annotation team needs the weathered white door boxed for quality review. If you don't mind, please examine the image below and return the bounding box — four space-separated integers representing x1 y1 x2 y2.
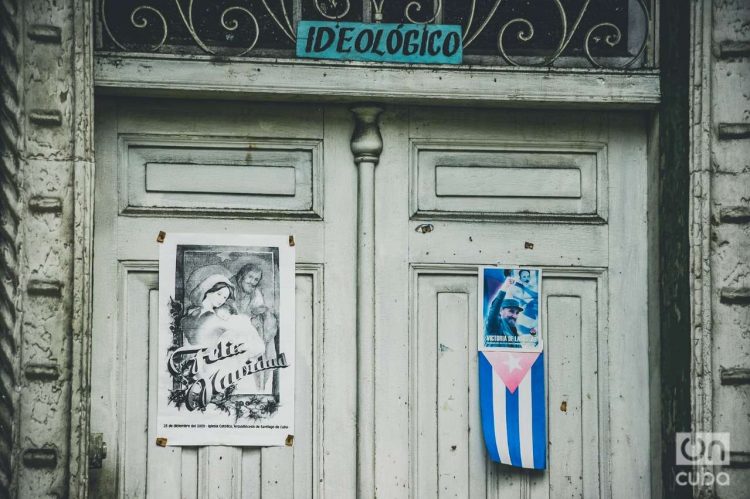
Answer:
371 107 650 499
89 99 360 498
89 99 651 498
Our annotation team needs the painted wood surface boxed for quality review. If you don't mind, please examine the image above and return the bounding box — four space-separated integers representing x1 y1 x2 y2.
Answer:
90 99 650 498
415 143 605 220
94 55 660 109
90 99 334 499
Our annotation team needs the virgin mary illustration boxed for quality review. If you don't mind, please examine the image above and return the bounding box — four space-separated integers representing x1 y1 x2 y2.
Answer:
181 264 265 359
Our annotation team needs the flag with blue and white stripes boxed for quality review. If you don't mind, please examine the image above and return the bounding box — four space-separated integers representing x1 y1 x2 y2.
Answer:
479 350 546 469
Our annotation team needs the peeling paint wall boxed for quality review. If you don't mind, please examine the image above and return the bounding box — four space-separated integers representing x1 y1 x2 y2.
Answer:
709 0 750 496
18 0 75 496
0 1 94 498
690 1 750 498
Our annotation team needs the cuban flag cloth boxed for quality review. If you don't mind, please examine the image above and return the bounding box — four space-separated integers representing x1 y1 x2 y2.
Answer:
479 350 546 469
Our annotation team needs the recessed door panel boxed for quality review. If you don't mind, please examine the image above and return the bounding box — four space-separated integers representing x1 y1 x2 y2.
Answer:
410 271 606 499
412 272 485 499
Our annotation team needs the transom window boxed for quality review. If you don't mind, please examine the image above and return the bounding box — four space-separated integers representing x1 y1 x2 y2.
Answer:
96 0 654 68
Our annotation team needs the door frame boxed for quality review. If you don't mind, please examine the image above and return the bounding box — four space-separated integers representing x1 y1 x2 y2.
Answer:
66 2 674 497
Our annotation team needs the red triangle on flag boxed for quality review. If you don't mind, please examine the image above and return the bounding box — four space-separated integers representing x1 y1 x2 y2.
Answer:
483 351 541 394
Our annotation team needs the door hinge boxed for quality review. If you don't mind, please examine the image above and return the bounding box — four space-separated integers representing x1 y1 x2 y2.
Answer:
88 433 107 469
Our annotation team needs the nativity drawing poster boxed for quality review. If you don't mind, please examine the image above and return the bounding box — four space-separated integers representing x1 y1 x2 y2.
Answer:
157 233 295 446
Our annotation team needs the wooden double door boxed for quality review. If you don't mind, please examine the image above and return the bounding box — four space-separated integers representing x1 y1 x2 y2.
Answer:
89 97 651 498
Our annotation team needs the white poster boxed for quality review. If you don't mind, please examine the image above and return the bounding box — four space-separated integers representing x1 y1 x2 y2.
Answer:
157 233 295 446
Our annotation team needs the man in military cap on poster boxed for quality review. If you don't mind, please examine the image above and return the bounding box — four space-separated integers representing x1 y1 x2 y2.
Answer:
485 277 525 339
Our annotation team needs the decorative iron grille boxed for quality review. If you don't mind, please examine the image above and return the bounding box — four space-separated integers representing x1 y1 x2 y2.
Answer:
96 0 653 68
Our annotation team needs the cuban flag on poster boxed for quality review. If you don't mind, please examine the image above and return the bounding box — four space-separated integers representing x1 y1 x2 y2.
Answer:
478 266 546 469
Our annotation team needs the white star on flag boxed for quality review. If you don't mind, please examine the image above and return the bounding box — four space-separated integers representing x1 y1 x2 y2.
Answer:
503 354 522 372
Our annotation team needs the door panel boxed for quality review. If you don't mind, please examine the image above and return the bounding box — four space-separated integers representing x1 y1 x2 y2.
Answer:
412 141 606 219
119 135 321 216
410 271 606 499
412 272 486 499
375 107 648 499
541 275 604 499
89 263 320 498
91 98 348 499
91 99 650 498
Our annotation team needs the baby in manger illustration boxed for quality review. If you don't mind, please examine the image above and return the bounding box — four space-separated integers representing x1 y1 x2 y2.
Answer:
181 261 279 393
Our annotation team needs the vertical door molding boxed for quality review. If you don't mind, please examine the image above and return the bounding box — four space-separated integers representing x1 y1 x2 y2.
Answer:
689 4 714 499
71 0 97 497
349 105 384 499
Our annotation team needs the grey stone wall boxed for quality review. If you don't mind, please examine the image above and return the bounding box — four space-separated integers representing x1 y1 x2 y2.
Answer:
691 1 750 498
0 1 93 497
709 0 750 497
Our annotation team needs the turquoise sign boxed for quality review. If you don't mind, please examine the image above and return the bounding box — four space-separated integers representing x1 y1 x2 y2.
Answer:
296 21 462 65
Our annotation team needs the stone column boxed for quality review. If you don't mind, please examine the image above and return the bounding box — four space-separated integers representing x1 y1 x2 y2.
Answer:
350 105 383 499
5 1 95 498
0 2 23 497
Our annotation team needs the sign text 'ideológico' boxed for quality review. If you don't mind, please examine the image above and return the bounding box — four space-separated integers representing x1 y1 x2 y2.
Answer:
296 21 462 65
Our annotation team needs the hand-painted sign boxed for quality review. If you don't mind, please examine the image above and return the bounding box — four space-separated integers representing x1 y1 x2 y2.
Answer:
296 21 462 65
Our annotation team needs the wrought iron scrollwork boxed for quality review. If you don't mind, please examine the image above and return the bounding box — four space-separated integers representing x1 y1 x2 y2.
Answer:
99 0 652 68
102 3 167 52
101 0 263 55
404 0 442 24
314 0 352 20
584 8 649 69
483 0 650 69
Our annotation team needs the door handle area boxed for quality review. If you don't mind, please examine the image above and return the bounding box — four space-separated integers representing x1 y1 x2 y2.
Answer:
88 433 107 469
